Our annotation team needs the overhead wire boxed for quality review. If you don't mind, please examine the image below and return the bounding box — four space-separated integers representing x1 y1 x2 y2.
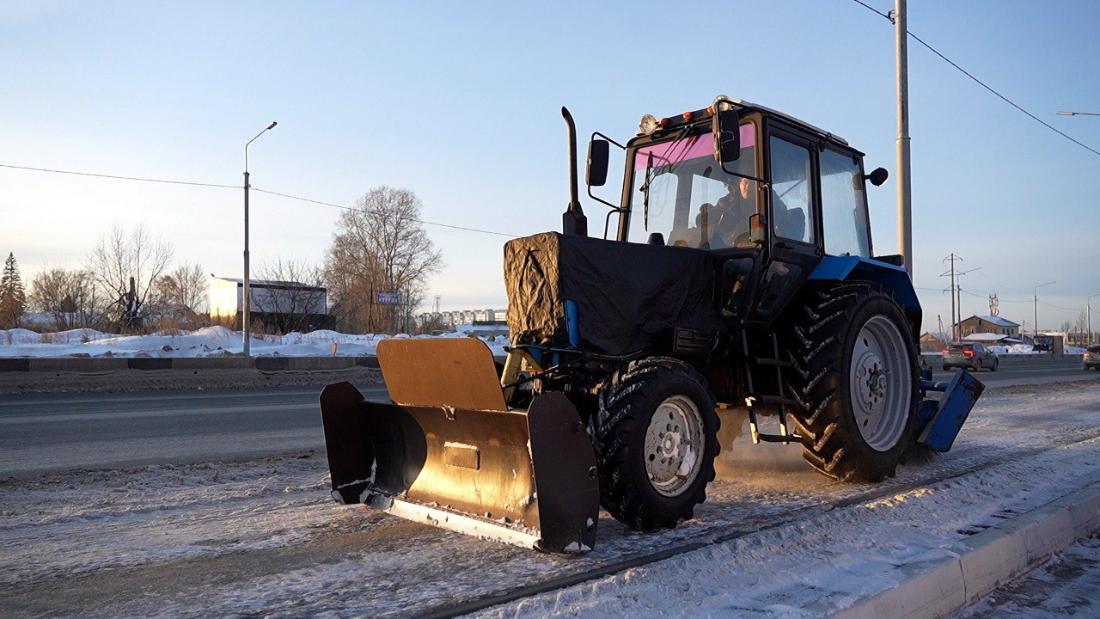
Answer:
0 160 521 239
1039 299 1081 312
250 187 521 238
847 0 1100 158
0 162 238 189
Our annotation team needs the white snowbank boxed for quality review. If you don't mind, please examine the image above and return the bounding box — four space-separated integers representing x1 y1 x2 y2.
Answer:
0 325 508 358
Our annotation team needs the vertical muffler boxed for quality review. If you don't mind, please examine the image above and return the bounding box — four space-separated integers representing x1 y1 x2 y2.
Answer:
319 338 600 552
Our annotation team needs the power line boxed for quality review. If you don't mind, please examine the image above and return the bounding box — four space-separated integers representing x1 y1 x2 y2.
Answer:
1039 299 1080 312
959 288 1029 304
850 0 892 21
0 162 239 189
847 0 1100 158
0 160 521 239
251 187 520 238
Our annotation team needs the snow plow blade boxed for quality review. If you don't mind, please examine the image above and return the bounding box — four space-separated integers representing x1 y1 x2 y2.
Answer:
319 339 600 553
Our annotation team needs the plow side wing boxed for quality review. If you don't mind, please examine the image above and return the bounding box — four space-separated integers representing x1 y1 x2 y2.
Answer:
918 370 985 452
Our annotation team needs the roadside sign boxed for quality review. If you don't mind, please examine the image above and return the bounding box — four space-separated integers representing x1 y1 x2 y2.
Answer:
375 291 400 305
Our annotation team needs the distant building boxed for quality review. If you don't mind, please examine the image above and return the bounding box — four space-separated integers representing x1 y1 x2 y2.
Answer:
954 315 1020 338
962 332 1013 344
209 276 333 333
919 332 946 352
416 308 508 330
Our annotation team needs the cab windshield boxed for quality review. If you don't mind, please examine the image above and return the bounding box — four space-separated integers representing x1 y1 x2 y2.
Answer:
628 123 757 249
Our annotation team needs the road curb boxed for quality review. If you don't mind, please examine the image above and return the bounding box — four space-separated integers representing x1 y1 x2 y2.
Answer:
835 481 1100 618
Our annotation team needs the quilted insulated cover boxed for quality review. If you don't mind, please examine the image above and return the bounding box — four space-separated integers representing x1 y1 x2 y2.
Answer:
503 232 721 356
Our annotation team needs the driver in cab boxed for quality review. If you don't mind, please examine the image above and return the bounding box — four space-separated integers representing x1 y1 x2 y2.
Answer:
698 177 756 249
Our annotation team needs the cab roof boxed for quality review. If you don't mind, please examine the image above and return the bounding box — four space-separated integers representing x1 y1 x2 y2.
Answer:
636 97 858 154
732 99 849 146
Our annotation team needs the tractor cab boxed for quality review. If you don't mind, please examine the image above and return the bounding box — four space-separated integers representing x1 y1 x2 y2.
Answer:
586 97 889 328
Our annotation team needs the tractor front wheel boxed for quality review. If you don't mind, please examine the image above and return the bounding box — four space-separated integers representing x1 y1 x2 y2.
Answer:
591 358 720 529
785 282 921 482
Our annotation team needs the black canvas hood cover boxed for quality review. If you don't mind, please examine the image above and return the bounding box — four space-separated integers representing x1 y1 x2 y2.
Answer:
504 232 721 356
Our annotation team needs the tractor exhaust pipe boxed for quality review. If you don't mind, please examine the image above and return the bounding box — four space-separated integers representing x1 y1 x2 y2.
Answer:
561 107 588 237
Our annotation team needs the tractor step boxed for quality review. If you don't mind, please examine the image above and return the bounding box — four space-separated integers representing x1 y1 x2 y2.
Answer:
752 357 792 368
753 395 799 408
753 431 803 444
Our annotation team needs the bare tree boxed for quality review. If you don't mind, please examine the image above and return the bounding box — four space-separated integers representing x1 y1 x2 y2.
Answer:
29 268 105 330
88 223 172 332
324 187 443 332
153 264 208 329
252 259 328 334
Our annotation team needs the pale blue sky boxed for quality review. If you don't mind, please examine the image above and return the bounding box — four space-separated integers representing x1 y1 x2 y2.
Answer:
2 0 1098 332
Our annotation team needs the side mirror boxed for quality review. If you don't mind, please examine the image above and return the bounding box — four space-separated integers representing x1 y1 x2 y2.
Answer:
586 139 609 187
712 109 741 163
865 167 888 187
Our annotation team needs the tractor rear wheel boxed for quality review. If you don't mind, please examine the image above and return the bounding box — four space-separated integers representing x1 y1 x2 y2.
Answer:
785 282 921 482
591 358 720 529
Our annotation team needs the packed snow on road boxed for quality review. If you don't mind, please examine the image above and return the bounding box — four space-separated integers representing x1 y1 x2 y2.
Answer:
2 381 1099 617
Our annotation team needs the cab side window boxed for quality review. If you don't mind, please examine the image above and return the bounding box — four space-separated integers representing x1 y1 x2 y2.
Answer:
820 149 871 257
768 136 815 244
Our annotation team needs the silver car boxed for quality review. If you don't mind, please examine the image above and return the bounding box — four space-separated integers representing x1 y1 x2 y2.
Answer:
943 342 998 372
1085 345 1100 371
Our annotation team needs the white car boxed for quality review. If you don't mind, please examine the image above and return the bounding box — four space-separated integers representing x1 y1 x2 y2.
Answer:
1085 345 1100 371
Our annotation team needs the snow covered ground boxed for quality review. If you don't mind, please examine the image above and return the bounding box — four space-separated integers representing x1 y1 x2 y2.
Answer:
2 380 1099 617
0 325 508 358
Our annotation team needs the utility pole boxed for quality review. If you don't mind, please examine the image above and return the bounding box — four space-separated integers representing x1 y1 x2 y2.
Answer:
941 253 960 341
894 0 913 277
1033 280 1056 337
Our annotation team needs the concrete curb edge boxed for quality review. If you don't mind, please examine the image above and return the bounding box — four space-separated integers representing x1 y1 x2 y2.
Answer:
834 480 1100 618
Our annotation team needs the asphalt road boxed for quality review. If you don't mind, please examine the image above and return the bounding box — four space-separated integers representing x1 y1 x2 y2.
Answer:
928 355 1096 388
0 357 1094 478
0 383 388 477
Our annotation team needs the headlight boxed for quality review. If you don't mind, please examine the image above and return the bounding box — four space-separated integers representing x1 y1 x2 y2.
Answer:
639 114 659 135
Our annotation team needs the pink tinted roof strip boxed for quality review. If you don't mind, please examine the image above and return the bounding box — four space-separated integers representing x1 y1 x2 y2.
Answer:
636 123 755 168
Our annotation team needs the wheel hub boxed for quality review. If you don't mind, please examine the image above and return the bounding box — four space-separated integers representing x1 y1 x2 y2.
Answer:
848 316 913 452
643 395 704 497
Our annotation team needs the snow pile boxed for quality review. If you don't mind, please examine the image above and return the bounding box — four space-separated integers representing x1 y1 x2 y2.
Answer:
0 328 118 346
987 343 1043 355
0 326 508 358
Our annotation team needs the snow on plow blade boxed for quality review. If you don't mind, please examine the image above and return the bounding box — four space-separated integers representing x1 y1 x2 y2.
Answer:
319 339 600 553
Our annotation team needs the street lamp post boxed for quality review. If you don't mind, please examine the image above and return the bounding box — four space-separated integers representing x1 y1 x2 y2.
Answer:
1033 280 1055 338
243 121 278 357
955 266 981 337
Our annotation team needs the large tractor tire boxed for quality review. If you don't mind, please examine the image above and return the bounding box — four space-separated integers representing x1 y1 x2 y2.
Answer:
785 282 921 482
590 357 720 529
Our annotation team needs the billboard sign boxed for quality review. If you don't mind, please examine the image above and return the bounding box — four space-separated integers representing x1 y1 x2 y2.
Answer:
375 291 400 305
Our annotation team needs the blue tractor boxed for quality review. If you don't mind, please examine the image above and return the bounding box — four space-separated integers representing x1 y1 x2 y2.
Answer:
320 97 984 552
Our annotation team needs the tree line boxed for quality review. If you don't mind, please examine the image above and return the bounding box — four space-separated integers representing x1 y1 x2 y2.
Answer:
1 185 443 335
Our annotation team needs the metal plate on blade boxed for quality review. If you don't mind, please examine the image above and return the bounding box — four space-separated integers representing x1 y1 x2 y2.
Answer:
377 339 507 411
